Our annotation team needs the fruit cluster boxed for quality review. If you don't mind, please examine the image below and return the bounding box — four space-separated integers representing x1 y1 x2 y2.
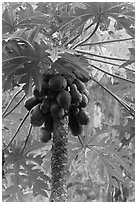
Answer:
24 73 90 143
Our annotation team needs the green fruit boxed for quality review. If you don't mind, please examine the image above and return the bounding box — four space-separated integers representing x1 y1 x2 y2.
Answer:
57 90 71 108
74 79 86 93
39 127 52 143
50 102 64 118
70 84 82 105
67 77 75 86
40 97 50 114
69 105 79 116
79 94 88 108
48 75 67 92
69 115 82 136
24 96 41 111
30 104 46 127
40 81 49 96
47 91 57 100
83 89 90 102
43 73 52 82
44 116 54 132
76 109 90 125
32 87 41 100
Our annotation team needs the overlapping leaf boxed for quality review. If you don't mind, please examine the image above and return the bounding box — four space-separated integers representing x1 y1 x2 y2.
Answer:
87 136 131 191
3 142 50 201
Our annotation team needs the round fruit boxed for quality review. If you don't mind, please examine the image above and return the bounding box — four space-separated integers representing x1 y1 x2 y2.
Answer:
67 76 75 86
24 96 41 111
44 116 54 132
70 84 82 105
69 115 82 136
79 94 88 108
47 91 57 100
39 127 52 143
40 97 50 114
69 105 79 116
43 73 52 82
32 87 41 100
30 104 46 127
83 89 90 102
50 102 64 118
74 79 86 93
76 109 90 125
57 90 71 108
48 75 67 92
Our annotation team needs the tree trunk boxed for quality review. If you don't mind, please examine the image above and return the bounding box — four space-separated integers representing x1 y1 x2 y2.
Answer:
50 115 68 202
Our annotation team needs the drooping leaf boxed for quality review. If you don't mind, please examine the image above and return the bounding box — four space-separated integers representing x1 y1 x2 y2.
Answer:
4 142 50 200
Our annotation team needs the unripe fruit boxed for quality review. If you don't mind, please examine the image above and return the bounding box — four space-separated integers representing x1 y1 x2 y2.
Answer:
32 87 41 100
69 105 79 116
74 79 86 93
57 90 71 108
44 116 54 132
79 94 88 108
47 91 57 100
39 127 52 143
50 102 64 118
69 115 82 136
67 77 74 86
43 73 52 82
40 97 50 114
70 84 82 105
76 109 90 125
83 89 90 102
48 75 67 92
40 80 49 96
24 96 41 111
30 104 46 127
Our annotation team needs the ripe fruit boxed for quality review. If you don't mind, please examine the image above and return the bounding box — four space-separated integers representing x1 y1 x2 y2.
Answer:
30 104 46 127
74 79 86 93
48 75 67 92
24 96 40 111
76 109 90 125
57 90 71 108
50 102 64 118
79 94 88 108
39 127 52 143
69 115 82 136
70 84 82 105
40 97 50 114
44 116 54 132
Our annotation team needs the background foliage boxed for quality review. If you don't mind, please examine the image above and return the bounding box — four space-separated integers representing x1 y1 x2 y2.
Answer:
2 2 135 202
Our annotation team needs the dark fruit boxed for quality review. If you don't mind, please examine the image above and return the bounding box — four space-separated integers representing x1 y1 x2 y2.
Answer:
57 90 71 108
69 115 82 136
76 109 90 125
69 105 79 116
70 84 82 105
67 76 75 86
44 116 54 132
40 81 49 96
39 127 52 143
40 97 50 114
47 91 57 100
24 96 41 111
43 73 52 82
50 102 64 118
79 94 88 108
30 104 46 127
32 87 41 100
48 75 67 92
74 79 86 93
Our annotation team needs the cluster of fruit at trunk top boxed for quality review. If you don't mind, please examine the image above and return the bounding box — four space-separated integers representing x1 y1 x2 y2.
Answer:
24 73 90 143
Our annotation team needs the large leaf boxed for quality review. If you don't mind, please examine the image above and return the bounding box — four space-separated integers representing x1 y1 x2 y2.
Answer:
87 136 132 192
3 142 50 201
